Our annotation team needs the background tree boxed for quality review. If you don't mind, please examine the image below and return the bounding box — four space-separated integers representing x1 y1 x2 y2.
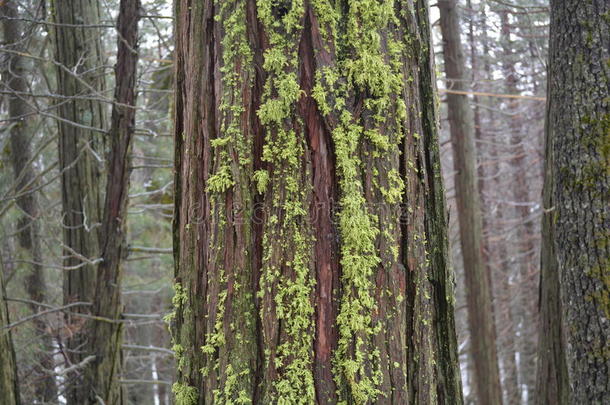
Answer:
1 1 57 400
50 1 107 401
86 0 140 403
438 0 503 403
435 1 548 403
171 0 462 404
0 263 19 405
0 0 175 402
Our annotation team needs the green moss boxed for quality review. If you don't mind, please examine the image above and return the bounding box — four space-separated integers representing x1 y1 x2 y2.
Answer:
165 282 188 324
253 169 270 194
380 169 405 204
172 382 198 405
207 164 235 194
213 364 253 405
307 1 408 401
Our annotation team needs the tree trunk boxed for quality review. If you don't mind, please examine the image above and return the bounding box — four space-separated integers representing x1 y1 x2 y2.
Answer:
542 0 609 403
438 1 503 404
0 263 19 405
1 1 57 401
171 1 463 404
87 1 140 403
50 0 107 401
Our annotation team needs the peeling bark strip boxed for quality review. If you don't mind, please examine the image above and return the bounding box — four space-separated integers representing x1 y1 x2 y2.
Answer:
171 1 463 404
88 0 140 403
539 0 609 403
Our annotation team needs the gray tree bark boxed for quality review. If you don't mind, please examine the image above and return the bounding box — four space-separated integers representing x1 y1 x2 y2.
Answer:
542 0 609 403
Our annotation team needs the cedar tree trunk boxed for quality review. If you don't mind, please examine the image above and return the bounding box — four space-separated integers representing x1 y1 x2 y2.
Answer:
171 1 463 404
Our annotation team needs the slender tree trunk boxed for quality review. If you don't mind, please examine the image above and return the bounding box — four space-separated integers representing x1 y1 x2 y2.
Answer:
171 1 463 404
87 1 140 403
1 2 57 401
500 10 538 404
439 1 502 404
473 9 519 404
0 262 20 405
542 0 609 403
50 1 107 402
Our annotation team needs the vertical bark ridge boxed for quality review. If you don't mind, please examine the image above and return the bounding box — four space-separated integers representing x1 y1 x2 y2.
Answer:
411 1 463 402
172 0 216 403
299 6 340 404
256 2 316 402
534 88 569 404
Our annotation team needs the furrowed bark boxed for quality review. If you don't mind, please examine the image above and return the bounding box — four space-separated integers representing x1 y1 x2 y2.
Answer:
543 0 609 403
172 1 463 404
438 1 503 404
1 1 57 401
87 1 140 403
50 1 107 402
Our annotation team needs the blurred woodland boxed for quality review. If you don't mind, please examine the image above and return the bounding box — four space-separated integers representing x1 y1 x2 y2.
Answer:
0 0 607 404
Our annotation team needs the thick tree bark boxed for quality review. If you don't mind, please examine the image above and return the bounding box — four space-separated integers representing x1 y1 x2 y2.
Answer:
86 1 140 403
0 265 20 405
1 2 57 401
438 1 503 404
541 0 609 403
50 1 107 402
171 1 463 404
